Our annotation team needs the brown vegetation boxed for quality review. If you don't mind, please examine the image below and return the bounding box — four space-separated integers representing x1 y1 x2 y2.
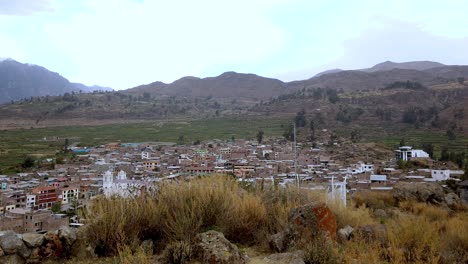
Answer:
81 176 468 263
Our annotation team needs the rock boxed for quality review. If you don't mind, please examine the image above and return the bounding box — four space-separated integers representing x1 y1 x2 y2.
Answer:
140 239 154 255
27 248 41 264
0 247 4 257
0 231 27 255
355 224 388 245
70 229 96 259
270 203 337 252
264 250 305 264
393 182 445 204
374 209 387 218
337 225 354 242
58 227 77 246
288 203 337 241
194 230 246 264
39 231 64 258
21 233 45 248
0 254 25 264
445 192 460 207
269 231 288 253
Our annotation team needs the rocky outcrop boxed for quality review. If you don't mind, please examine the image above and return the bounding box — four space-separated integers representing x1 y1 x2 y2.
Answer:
0 227 77 263
194 230 246 264
393 182 445 204
269 203 337 252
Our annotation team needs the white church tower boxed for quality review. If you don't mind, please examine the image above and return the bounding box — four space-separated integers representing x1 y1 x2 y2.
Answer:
117 170 127 180
103 170 113 190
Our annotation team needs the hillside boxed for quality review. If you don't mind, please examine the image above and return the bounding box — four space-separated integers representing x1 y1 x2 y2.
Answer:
0 59 112 103
363 60 445 72
127 71 287 101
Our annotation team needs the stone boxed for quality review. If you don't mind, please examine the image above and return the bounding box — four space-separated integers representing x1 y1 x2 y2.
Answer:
337 225 354 242
445 192 460 207
355 224 388 245
39 232 63 258
393 182 445 204
288 203 337 241
194 230 246 264
58 226 77 248
21 233 45 248
0 246 4 257
0 231 27 255
270 203 337 252
269 231 288 253
264 250 305 264
374 209 387 218
0 254 26 264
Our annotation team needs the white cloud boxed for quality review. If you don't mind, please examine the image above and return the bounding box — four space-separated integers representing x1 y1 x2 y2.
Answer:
44 0 289 89
0 0 53 16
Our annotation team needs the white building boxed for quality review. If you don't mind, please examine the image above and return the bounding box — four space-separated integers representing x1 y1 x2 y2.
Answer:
395 146 429 161
431 170 450 181
26 194 36 208
102 170 147 198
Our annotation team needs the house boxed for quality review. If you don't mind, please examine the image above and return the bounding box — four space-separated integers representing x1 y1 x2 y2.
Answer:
431 170 450 181
32 186 58 209
0 208 68 233
395 146 429 161
59 186 80 204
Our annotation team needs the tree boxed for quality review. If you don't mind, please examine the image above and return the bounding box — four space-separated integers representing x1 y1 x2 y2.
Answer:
283 124 295 141
21 157 35 169
294 109 307 127
440 146 449 161
399 138 406 147
421 143 434 158
51 201 62 213
309 120 316 141
350 130 361 143
256 130 264 144
457 77 465 85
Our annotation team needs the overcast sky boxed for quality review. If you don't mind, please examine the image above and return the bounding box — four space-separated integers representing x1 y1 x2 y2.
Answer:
1 0 468 90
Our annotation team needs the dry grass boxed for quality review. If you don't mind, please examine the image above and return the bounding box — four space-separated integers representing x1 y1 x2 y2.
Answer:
83 176 319 256
82 177 468 264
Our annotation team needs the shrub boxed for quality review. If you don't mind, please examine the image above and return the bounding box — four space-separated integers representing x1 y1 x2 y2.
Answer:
352 191 395 210
162 241 192 264
303 235 340 264
441 215 468 263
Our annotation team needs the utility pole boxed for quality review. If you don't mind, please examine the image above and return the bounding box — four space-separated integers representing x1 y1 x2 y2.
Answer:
294 123 299 187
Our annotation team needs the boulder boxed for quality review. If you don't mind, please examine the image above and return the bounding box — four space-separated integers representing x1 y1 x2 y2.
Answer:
445 192 460 207
355 224 388 245
0 231 27 255
337 225 354 242
264 250 305 264
374 209 387 219
0 254 25 264
269 203 337 252
0 247 4 257
58 226 77 248
194 230 246 264
39 231 64 258
21 233 44 248
393 182 445 204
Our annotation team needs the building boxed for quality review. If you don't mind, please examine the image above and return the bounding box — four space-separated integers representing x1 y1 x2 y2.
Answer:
0 208 68 233
32 186 58 209
431 170 450 181
395 146 429 161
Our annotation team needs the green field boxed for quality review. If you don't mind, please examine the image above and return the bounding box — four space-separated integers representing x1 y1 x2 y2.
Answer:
1 117 466 174
0 117 289 173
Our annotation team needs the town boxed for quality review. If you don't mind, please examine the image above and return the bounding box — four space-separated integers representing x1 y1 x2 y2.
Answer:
1 133 466 234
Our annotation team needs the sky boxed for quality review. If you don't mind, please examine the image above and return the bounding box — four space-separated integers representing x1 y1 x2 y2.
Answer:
1 0 468 90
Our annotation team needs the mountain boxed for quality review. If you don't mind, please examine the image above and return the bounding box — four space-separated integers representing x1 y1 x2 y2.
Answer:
313 68 343 77
127 71 287 100
71 83 113 93
362 60 445 72
0 59 112 104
